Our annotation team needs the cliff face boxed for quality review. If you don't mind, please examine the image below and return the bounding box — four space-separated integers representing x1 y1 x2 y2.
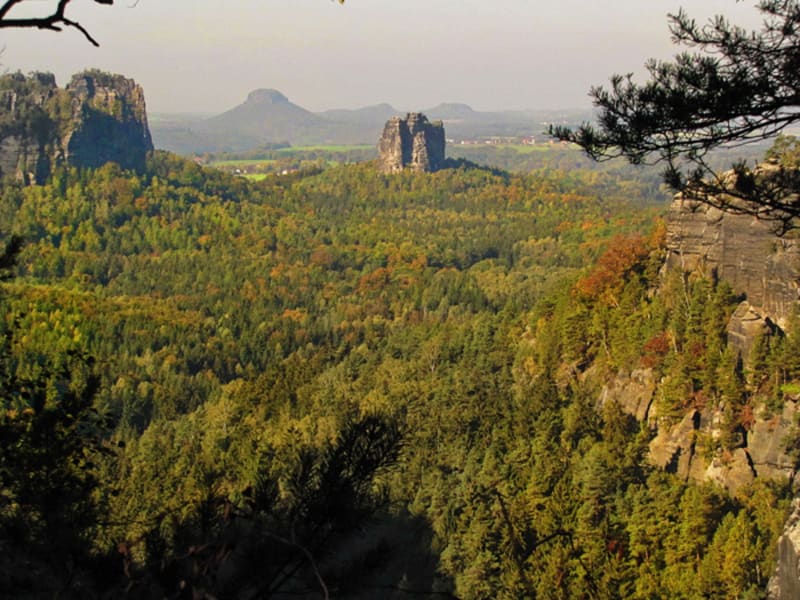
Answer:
769 499 800 599
665 195 800 332
602 193 800 491
0 70 152 183
599 190 800 595
64 71 152 172
378 113 445 173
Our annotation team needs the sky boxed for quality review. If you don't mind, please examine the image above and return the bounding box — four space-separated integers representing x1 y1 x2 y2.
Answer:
0 0 767 115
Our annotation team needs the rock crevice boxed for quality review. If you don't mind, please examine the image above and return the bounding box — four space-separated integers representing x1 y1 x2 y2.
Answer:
378 113 445 173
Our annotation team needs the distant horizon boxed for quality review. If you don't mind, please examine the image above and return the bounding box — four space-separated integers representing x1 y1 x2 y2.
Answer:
143 88 597 119
0 1 767 114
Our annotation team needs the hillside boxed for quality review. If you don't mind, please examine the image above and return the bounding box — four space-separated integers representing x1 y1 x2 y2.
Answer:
318 102 400 125
198 88 329 148
1 144 798 597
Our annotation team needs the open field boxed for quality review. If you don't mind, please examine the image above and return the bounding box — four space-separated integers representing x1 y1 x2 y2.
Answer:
275 144 375 153
211 159 278 167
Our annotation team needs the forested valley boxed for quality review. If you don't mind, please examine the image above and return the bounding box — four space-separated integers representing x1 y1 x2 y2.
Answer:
1 150 797 598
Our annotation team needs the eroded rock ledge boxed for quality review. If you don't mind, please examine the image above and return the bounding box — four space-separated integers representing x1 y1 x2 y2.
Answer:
601 194 800 489
665 195 800 332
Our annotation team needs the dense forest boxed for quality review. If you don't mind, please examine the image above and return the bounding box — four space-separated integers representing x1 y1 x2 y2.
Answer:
1 151 797 598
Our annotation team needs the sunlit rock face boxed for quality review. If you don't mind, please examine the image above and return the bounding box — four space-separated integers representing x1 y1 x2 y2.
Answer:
602 186 800 488
0 70 152 183
664 194 800 334
768 499 800 600
378 113 445 173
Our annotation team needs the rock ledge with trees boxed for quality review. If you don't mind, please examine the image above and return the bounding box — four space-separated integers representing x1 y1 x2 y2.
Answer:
0 69 152 184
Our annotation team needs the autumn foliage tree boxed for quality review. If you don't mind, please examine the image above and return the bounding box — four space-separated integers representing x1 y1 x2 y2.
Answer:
575 234 650 306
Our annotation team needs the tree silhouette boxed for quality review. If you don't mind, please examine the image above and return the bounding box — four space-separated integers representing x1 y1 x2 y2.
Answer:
0 236 111 596
0 0 114 46
0 0 345 47
552 0 800 232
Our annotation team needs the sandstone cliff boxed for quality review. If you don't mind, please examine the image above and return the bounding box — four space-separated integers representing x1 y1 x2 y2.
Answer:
665 194 800 333
600 192 800 492
378 113 445 173
660 197 800 600
769 498 800 599
597 186 800 595
0 70 152 183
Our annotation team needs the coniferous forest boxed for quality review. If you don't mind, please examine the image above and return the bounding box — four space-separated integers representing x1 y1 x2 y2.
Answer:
1 148 798 598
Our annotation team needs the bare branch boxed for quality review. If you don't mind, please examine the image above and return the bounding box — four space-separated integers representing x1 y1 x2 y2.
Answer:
0 0 344 46
0 0 113 46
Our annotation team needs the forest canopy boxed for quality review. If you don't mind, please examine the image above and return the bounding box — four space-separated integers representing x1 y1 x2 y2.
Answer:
0 152 795 597
3 0 800 596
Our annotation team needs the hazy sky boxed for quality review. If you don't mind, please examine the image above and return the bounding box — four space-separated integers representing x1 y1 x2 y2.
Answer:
0 0 766 114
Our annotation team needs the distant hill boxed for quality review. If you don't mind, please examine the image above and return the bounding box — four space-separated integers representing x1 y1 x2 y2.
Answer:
424 102 478 121
149 89 595 154
192 89 327 151
319 103 401 124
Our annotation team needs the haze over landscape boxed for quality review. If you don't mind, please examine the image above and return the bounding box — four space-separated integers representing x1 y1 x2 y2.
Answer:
6 1 800 598
0 0 767 114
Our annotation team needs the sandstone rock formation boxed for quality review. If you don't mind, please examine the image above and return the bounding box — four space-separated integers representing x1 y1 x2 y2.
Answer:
378 113 445 173
664 194 800 332
601 185 800 494
648 409 700 478
63 71 152 172
598 368 655 422
768 498 800 600
603 366 800 490
0 70 152 183
748 398 799 480
603 184 800 598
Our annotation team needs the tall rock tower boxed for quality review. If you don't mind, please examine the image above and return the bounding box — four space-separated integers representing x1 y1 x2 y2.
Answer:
0 70 153 183
378 113 445 173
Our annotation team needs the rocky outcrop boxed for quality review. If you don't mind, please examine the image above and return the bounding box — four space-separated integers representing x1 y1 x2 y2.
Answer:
648 409 700 478
768 498 800 600
703 448 757 496
0 70 152 183
605 374 799 491
63 71 152 172
727 301 778 364
378 113 445 173
601 173 800 597
749 399 799 480
599 185 800 491
665 195 800 331
599 368 655 422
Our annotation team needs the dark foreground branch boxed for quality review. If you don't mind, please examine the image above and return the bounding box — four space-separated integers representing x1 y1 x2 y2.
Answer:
0 0 113 46
0 0 344 46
